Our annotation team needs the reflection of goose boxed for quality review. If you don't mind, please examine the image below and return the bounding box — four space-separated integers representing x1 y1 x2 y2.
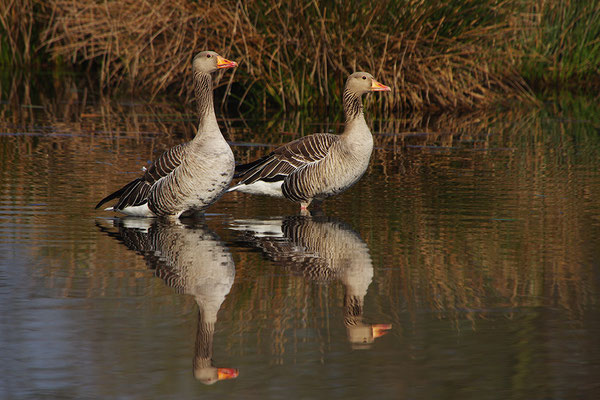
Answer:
96 51 237 219
231 215 391 348
97 218 238 384
228 72 391 211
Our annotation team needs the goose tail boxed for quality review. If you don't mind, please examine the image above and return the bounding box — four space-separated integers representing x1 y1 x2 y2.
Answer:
233 156 270 179
95 178 144 210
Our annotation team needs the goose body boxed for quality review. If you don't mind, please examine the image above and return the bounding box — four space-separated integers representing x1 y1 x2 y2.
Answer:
229 72 390 210
96 51 237 219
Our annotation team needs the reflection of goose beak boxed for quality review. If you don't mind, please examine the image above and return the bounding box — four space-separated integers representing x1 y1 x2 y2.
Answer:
217 368 239 380
372 324 392 339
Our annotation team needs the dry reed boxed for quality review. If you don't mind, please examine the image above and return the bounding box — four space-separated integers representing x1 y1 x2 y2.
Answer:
39 0 531 111
0 0 47 66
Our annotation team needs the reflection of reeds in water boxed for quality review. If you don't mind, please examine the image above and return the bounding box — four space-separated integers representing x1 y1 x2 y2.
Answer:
357 104 600 323
0 89 598 335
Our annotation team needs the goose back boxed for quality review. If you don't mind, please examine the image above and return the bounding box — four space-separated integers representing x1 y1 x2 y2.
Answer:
229 71 388 207
147 138 233 217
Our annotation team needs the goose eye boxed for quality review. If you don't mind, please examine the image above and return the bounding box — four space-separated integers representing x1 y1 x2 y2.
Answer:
206 54 212 58
362 76 367 80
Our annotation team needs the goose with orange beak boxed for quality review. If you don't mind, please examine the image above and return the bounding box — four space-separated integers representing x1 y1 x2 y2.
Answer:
96 51 238 219
228 72 391 211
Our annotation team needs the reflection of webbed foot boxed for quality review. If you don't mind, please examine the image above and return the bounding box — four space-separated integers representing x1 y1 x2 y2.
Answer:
300 201 310 213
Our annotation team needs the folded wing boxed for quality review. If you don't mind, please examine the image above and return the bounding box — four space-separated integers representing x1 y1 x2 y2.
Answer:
95 142 189 210
234 133 339 185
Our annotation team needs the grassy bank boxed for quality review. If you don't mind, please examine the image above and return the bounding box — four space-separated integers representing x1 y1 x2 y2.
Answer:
1 0 599 111
518 0 600 88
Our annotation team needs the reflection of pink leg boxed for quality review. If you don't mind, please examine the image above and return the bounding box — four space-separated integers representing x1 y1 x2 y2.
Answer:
300 200 311 210
299 201 311 216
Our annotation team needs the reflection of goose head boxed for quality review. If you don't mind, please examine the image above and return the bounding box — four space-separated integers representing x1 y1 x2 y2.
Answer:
344 294 392 349
97 218 238 383
193 306 239 385
231 215 391 349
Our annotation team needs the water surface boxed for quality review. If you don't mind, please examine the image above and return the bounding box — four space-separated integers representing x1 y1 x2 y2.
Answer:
1 89 599 399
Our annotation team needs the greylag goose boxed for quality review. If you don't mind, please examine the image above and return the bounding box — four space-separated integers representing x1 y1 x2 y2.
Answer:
231 215 391 348
97 218 239 384
95 51 237 219
228 72 390 210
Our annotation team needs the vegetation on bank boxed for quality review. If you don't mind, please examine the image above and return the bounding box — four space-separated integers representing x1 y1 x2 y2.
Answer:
518 1 600 87
1 0 599 111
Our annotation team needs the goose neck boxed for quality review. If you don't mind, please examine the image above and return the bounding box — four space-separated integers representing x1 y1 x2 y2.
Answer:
343 294 364 325
343 89 364 124
342 90 370 139
194 72 219 136
194 308 216 363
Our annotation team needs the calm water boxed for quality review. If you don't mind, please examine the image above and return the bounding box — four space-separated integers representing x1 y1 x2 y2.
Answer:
1 88 599 399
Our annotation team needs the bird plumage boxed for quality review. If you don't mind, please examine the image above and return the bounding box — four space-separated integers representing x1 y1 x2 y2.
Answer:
96 51 237 218
229 72 390 209
95 142 189 212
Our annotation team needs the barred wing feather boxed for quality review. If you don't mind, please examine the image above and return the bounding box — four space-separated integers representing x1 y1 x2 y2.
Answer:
235 133 339 185
143 142 189 184
96 142 189 211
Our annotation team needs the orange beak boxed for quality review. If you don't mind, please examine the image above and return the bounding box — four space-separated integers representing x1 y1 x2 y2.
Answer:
217 368 239 381
216 55 238 69
370 79 391 92
372 324 392 339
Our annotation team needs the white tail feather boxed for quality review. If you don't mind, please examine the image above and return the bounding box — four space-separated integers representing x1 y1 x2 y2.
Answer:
228 181 284 197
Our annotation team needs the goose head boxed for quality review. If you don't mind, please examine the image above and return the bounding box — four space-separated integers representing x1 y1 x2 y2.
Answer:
194 366 239 385
347 323 393 350
345 72 391 95
193 51 238 74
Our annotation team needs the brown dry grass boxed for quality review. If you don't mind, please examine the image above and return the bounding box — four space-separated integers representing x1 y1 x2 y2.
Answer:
39 0 532 111
42 0 238 97
0 0 45 66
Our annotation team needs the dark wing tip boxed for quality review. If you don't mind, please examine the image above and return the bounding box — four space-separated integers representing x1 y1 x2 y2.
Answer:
95 177 146 210
95 193 116 209
234 153 273 177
